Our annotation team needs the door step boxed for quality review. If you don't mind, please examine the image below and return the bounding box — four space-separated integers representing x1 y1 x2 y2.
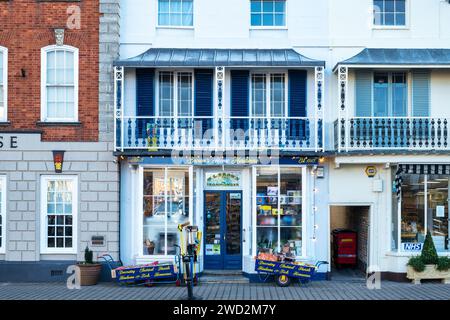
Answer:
199 275 249 284
202 270 243 276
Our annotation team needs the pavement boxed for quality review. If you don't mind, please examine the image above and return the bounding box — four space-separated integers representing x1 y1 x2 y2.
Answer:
0 279 449 300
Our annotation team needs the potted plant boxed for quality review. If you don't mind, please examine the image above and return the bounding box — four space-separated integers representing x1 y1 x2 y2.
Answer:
78 246 102 286
406 232 450 284
144 239 156 255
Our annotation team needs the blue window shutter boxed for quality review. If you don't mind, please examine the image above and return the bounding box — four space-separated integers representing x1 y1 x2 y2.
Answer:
355 71 372 117
231 70 250 131
412 70 430 117
194 69 213 116
288 70 307 117
136 68 155 116
231 70 250 117
194 69 214 132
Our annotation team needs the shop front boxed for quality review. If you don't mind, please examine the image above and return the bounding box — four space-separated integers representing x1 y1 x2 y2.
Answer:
119 155 327 277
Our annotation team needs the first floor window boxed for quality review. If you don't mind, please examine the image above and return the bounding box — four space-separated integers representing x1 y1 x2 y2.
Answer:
41 45 78 122
0 176 6 253
251 0 286 27
374 0 406 26
373 72 407 117
143 168 191 256
394 171 449 252
0 47 7 121
256 166 303 256
251 73 286 119
158 0 194 27
40 176 78 253
158 71 193 117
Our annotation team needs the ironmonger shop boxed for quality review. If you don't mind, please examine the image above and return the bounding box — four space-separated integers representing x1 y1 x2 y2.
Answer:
118 154 328 278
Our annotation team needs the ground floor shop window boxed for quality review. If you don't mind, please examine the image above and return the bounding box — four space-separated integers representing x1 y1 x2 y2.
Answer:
255 166 303 256
40 176 77 254
142 168 191 256
394 172 449 252
0 176 5 253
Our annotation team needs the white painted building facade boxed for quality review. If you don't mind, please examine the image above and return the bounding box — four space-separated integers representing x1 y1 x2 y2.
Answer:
115 0 450 280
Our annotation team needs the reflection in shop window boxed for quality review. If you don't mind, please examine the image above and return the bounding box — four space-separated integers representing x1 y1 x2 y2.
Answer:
143 168 190 256
394 172 449 252
256 167 303 256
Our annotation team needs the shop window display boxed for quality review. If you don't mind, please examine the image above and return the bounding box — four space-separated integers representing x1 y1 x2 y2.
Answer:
256 167 302 256
143 168 190 256
394 172 449 252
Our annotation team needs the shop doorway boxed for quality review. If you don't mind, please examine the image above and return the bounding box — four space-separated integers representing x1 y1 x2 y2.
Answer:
204 191 242 270
329 206 370 280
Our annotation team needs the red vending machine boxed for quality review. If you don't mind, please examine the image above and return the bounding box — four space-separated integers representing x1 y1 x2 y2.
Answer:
332 229 357 268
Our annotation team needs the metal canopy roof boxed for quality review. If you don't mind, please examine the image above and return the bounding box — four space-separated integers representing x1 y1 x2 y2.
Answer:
114 48 325 68
335 48 450 71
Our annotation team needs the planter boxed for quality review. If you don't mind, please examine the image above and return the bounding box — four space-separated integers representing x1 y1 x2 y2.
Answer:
78 263 102 286
406 265 450 284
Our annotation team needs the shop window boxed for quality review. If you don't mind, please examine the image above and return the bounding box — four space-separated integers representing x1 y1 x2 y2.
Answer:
40 176 78 254
143 168 190 256
394 172 450 252
256 167 303 256
158 0 194 27
0 176 5 253
0 47 7 121
251 0 286 27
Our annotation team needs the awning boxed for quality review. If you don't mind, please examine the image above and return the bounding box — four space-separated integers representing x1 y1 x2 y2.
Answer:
114 48 325 68
334 48 450 71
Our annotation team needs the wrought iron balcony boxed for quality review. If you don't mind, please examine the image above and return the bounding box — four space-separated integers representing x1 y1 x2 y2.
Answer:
335 117 449 151
115 116 323 152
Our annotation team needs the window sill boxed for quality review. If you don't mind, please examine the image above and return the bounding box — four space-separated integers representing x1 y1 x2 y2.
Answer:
386 251 450 257
36 121 81 127
250 26 288 30
156 26 194 30
372 25 409 30
0 121 11 126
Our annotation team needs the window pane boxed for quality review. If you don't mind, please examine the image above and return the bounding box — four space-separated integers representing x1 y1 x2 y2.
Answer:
251 1 261 13
427 175 449 252
252 74 266 117
373 73 389 117
251 14 262 26
274 14 285 26
263 0 274 12
159 0 170 13
270 74 285 117
374 0 384 12
280 227 302 256
159 13 170 25
177 73 192 116
274 1 285 13
392 73 407 116
395 0 406 13
262 13 274 26
384 13 395 25
159 72 174 116
401 174 426 248
257 227 278 253
170 0 182 13
385 0 395 13
395 13 405 26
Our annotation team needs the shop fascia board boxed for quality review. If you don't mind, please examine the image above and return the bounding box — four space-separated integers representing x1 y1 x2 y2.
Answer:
334 154 450 167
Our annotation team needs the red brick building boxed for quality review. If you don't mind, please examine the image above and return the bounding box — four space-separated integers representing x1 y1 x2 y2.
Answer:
0 0 99 141
0 0 120 282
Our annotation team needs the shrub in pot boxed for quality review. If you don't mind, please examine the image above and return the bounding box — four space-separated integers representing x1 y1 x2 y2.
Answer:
77 246 102 286
406 232 450 284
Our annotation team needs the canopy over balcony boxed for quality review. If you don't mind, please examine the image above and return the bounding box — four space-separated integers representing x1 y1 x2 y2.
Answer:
114 48 325 68
334 48 450 71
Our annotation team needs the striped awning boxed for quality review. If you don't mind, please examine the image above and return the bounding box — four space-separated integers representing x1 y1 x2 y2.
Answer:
395 164 450 199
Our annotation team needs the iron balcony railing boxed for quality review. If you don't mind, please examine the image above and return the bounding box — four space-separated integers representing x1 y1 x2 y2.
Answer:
335 117 449 151
115 116 323 151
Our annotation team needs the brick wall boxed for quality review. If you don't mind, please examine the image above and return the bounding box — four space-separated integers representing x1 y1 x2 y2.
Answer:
0 0 99 142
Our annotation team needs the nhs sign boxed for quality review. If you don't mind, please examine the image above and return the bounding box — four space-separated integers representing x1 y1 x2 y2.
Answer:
402 243 424 252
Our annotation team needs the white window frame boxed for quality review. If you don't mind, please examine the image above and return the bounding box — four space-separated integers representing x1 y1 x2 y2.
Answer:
371 71 409 117
252 165 307 258
155 70 194 118
40 45 79 122
156 0 195 29
0 176 6 254
249 0 288 30
138 166 194 259
0 46 7 122
249 71 288 120
40 175 78 255
372 0 409 30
